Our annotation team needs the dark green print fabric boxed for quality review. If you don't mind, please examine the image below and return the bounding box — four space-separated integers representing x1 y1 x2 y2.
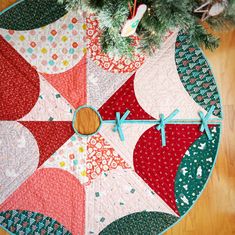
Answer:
100 211 178 235
0 0 67 30
175 125 220 216
0 210 71 234
175 33 222 118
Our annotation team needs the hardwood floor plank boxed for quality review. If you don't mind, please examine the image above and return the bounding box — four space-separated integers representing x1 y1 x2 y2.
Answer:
0 1 234 234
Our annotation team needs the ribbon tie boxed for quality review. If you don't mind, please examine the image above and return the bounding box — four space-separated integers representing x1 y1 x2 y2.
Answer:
198 105 215 140
156 109 179 146
113 110 130 141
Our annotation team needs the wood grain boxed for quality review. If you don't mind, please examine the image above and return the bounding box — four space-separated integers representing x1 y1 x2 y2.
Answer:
74 107 100 135
165 29 235 235
165 30 235 235
0 1 234 234
0 228 9 235
0 0 16 11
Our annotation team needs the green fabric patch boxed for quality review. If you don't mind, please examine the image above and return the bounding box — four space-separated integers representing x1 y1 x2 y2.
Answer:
99 211 178 235
0 0 67 30
175 32 222 118
175 125 220 216
0 210 71 234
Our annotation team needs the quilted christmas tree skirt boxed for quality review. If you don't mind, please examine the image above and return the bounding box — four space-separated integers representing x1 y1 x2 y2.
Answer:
0 0 222 234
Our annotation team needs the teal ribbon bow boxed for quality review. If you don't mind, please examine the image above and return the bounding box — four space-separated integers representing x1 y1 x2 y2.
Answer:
113 110 130 141
156 109 180 146
198 105 215 140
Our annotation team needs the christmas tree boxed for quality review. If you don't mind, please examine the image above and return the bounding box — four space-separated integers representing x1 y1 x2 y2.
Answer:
59 0 235 57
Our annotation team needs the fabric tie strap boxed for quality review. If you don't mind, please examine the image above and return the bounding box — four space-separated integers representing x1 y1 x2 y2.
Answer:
156 109 180 146
113 110 131 141
198 105 215 140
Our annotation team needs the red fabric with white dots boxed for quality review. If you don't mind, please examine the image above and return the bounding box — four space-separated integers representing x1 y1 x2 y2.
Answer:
0 36 40 120
19 121 74 167
133 124 205 215
99 74 154 120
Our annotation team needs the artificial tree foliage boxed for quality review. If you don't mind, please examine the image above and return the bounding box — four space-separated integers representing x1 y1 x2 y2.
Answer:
59 0 235 57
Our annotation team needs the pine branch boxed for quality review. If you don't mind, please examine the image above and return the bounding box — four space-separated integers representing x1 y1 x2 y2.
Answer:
59 0 235 57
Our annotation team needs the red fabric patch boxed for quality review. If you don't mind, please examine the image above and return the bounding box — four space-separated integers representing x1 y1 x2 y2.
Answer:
99 74 154 120
133 124 205 215
86 14 145 74
0 168 85 235
41 56 87 109
0 36 39 120
86 133 130 184
19 121 74 167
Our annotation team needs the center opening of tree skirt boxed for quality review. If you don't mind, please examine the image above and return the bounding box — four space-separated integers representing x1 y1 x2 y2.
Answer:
73 106 102 136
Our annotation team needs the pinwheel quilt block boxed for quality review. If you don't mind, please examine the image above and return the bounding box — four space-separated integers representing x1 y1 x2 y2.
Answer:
0 1 222 234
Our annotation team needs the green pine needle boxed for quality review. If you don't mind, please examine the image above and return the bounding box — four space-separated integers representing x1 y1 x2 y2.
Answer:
59 0 235 57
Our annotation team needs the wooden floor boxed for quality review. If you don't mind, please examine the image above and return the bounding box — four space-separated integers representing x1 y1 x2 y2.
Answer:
0 1 235 234
165 29 235 235
0 0 16 11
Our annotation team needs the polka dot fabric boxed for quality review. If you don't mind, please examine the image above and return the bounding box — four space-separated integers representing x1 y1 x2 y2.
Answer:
0 0 67 30
175 125 220 216
100 211 178 235
133 124 204 214
43 135 89 184
0 2 222 234
0 36 40 120
19 121 75 167
99 74 154 120
0 10 86 74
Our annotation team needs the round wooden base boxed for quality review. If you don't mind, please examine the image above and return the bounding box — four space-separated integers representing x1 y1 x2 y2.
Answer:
73 106 101 136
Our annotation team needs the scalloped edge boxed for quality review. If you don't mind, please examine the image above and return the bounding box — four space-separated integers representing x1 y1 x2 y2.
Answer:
159 122 222 235
0 0 25 16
